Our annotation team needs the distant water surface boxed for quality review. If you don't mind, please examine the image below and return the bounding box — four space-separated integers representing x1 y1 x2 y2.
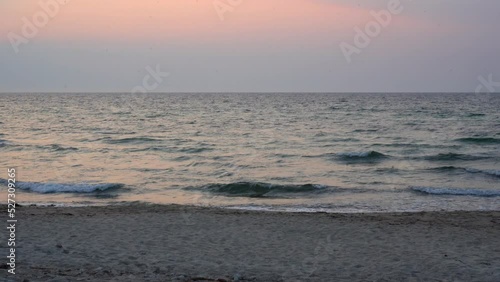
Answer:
0 93 499 212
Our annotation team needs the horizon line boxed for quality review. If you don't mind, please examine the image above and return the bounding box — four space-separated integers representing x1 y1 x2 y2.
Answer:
1 92 498 95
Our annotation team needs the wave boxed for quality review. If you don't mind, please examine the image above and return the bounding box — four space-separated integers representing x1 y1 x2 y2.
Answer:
178 147 213 153
352 129 379 133
0 142 78 152
422 153 490 161
466 113 486 117
49 144 79 151
0 179 123 194
410 186 500 197
125 146 174 153
315 137 361 143
103 137 162 144
335 151 388 161
427 166 500 178
464 168 500 178
145 113 168 118
97 131 137 135
190 182 327 198
455 137 500 144
426 166 459 171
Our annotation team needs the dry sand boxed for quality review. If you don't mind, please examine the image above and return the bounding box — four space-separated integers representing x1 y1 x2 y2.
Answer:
1 204 499 281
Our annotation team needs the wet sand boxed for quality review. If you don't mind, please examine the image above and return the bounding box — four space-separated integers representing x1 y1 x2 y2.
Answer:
2 204 499 281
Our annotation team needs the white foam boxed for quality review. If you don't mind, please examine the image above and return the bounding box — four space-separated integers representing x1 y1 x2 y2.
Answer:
15 182 122 194
224 205 370 214
411 186 500 197
311 184 328 189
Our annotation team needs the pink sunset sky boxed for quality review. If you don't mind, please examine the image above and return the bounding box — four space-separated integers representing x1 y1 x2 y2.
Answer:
1 0 499 92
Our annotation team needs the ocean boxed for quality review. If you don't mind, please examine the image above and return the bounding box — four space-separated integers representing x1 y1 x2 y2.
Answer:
1 92 499 212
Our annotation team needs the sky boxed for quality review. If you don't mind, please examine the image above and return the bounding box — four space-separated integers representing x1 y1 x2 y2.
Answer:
1 0 499 93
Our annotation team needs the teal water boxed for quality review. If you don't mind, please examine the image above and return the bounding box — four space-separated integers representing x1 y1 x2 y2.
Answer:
0 93 499 212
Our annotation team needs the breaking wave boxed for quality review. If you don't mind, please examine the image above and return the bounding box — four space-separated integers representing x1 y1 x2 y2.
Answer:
189 182 327 198
0 179 123 194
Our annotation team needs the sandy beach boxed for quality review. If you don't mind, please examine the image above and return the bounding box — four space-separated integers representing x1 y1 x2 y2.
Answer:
1 204 498 281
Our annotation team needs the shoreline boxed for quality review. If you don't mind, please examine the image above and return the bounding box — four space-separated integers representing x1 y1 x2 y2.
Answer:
2 204 500 281
9 201 500 214
9 200 500 214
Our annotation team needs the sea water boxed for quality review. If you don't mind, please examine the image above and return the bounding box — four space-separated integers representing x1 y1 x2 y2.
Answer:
0 93 498 212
